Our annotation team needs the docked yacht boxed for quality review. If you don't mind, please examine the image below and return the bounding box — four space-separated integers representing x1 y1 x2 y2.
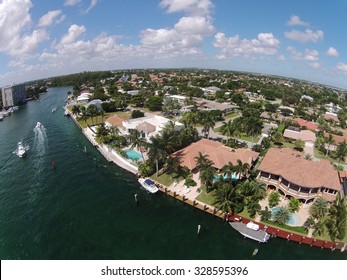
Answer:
17 142 27 158
229 221 270 243
138 178 159 193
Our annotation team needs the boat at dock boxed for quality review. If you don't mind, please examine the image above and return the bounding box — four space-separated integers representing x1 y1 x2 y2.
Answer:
138 178 159 193
229 221 270 243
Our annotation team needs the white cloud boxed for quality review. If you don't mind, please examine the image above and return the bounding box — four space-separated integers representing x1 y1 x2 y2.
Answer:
38 10 63 27
278 54 286 61
213 32 280 58
304 49 319 62
84 0 98 13
287 47 321 68
0 0 48 58
140 14 214 57
287 15 309 27
159 0 213 16
0 0 32 51
285 29 323 43
59 24 86 45
64 0 82 6
326 47 339 57
336 63 347 75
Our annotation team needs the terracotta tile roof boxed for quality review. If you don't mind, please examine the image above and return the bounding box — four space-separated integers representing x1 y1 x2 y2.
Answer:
323 113 339 122
294 118 319 131
283 129 316 143
105 114 126 129
172 138 259 170
258 148 341 191
323 132 347 145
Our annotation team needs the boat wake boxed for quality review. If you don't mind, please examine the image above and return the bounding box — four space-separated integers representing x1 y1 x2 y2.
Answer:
33 123 47 157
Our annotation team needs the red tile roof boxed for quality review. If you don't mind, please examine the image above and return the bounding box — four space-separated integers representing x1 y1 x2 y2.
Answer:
172 139 259 170
105 114 126 129
258 148 341 191
283 129 316 143
294 118 319 131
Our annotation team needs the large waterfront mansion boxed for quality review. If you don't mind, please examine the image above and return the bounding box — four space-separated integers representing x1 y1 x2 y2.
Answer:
257 148 342 203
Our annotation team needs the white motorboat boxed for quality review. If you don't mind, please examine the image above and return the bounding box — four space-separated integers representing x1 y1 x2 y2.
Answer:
17 142 27 158
52 107 57 113
138 178 159 193
229 221 270 243
36 122 42 129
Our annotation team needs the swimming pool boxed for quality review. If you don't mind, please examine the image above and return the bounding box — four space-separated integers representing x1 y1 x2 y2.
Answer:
124 149 142 160
271 207 301 226
213 173 239 182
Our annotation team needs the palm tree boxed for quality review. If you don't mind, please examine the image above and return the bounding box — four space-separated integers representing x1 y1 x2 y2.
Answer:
195 152 212 170
243 116 263 146
202 114 216 139
336 140 347 162
303 216 315 233
220 120 241 143
80 106 89 124
273 206 291 225
164 156 181 178
95 123 110 144
288 197 301 213
259 206 272 221
268 191 280 208
147 135 167 176
100 109 105 123
310 197 329 220
71 105 80 116
325 133 335 157
313 219 326 236
234 159 250 178
213 184 242 214
326 193 347 240
272 131 284 145
129 130 147 161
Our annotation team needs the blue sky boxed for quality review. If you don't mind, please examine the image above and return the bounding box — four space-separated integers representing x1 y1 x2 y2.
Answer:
1 0 347 89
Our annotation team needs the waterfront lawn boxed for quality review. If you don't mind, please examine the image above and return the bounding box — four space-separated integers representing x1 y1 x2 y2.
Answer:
151 172 183 187
196 185 216 206
77 116 108 128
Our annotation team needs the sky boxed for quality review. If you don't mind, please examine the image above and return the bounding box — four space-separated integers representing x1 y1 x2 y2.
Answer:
1 0 347 89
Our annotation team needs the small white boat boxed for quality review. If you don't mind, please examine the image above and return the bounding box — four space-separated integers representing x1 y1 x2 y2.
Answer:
0 113 3 121
52 107 57 113
138 178 159 193
17 142 27 158
36 122 42 129
230 221 270 243
12 106 19 111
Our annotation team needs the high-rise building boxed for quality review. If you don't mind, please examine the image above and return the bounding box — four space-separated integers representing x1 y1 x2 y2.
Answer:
1 84 26 108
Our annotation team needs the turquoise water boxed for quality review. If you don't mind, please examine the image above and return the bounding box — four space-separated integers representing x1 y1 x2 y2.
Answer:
125 149 142 160
271 207 301 226
0 87 345 260
213 173 239 182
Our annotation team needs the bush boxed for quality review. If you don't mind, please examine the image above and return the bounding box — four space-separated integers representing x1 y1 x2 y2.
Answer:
131 110 145 119
138 161 155 177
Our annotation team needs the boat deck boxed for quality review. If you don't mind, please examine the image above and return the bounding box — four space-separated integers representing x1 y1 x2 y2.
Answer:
230 222 270 243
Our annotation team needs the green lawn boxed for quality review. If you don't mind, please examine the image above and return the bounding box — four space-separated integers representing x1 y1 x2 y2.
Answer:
77 116 107 128
225 112 240 119
238 133 260 143
196 185 217 206
151 172 183 187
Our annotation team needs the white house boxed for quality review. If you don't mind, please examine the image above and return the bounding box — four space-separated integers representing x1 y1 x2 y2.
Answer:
122 115 184 140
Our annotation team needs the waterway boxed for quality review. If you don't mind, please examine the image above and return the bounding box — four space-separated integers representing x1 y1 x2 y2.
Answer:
0 87 345 260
